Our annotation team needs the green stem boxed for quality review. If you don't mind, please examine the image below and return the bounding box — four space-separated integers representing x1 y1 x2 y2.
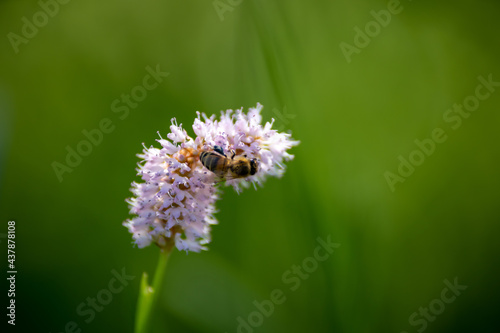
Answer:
134 249 172 333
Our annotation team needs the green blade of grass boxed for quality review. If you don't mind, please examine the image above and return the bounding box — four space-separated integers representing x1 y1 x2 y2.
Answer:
135 250 171 333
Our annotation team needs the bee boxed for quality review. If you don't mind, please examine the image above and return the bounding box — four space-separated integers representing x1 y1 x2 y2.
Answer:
200 145 259 180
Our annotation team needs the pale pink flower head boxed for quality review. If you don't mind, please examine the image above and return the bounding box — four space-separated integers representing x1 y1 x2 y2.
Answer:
123 104 299 252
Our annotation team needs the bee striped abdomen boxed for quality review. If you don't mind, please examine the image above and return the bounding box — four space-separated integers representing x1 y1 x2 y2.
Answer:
200 151 227 177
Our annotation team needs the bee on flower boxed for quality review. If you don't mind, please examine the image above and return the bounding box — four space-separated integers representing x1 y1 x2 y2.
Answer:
200 145 259 181
123 104 299 252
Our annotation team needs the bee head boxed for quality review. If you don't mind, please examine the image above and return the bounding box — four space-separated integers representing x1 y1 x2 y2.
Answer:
249 159 259 175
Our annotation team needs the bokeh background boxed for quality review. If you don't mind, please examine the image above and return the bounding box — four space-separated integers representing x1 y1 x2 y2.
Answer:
1 0 499 332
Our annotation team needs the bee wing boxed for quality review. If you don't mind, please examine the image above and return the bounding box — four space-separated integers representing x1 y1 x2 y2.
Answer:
205 173 226 185
222 174 246 182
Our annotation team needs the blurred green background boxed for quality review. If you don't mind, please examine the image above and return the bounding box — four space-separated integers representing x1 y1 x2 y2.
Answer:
1 0 499 332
